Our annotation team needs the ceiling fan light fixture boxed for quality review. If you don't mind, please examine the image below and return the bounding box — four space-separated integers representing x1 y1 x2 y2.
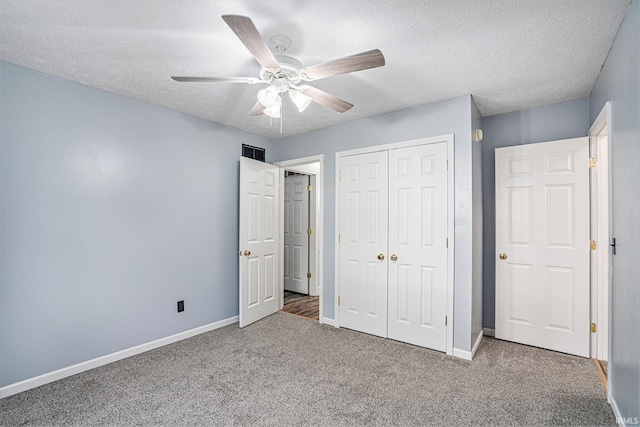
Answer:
257 85 280 108
289 89 312 112
263 97 282 118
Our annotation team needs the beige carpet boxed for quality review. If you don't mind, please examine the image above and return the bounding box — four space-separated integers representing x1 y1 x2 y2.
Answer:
0 312 615 425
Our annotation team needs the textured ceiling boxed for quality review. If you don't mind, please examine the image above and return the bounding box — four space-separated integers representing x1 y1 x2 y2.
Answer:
0 0 631 138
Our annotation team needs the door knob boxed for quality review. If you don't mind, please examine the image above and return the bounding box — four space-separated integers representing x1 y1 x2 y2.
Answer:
390 254 398 261
243 250 251 256
499 253 507 260
377 254 385 261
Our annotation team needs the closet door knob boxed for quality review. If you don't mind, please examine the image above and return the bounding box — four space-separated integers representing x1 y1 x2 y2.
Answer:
499 253 507 260
243 250 251 256
377 254 385 261
390 254 398 261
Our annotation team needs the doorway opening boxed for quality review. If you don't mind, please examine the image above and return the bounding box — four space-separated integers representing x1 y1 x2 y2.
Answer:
589 102 611 386
276 156 324 323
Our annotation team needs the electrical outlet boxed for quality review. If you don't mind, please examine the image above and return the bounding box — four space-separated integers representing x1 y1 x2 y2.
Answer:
177 300 184 313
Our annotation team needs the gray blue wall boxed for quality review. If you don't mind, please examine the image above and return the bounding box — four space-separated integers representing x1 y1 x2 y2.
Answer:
272 95 478 353
0 61 271 386
589 0 639 419
480 98 590 330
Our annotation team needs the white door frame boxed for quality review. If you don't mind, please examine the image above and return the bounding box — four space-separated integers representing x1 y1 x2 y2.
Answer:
335 134 455 356
276 155 324 323
283 173 311 294
588 102 612 369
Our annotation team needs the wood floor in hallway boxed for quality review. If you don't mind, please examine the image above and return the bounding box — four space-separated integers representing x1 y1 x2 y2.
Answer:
282 291 319 321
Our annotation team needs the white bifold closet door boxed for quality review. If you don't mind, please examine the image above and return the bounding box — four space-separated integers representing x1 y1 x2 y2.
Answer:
339 151 389 337
387 143 448 351
339 142 448 351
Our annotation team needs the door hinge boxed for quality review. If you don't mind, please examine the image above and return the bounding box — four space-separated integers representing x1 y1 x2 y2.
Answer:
307 272 311 279
446 160 449 170
590 240 597 251
307 185 312 192
445 316 448 326
339 171 342 181
338 296 341 306
446 238 448 248
590 322 597 333
338 234 341 243
307 228 312 235
589 157 596 168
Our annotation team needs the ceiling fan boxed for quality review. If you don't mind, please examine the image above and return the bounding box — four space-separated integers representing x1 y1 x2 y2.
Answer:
171 15 385 118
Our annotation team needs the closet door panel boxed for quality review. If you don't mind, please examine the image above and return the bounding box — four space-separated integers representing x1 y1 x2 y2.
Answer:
388 143 448 351
338 151 388 337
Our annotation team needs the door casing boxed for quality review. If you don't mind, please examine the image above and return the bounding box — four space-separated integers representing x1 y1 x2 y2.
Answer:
588 102 612 371
283 173 311 294
276 155 324 323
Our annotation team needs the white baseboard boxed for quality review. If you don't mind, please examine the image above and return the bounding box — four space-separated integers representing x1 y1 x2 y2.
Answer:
452 347 473 360
452 330 484 361
321 317 337 327
472 330 484 358
610 393 623 425
609 392 638 426
0 316 238 399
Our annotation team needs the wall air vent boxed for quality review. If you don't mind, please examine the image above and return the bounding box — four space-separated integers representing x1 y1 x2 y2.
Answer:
242 144 265 162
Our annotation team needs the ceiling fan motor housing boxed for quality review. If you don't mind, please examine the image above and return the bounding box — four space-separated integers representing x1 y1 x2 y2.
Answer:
260 55 304 87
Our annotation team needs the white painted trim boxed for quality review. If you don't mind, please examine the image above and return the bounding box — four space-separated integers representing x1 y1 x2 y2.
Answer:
588 102 612 393
336 135 452 157
452 347 473 361
0 316 238 399
335 134 455 354
276 155 324 324
321 317 337 327
483 328 495 337
309 175 318 296
446 135 455 357
471 330 483 358
450 332 482 362
334 150 341 328
609 392 633 427
589 102 611 136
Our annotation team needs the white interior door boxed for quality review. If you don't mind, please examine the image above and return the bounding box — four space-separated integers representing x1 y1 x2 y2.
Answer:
338 151 388 337
387 143 448 351
495 137 590 357
239 157 280 328
284 174 310 294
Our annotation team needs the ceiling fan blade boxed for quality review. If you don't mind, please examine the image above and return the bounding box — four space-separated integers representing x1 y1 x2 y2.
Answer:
303 49 385 80
171 76 261 84
248 101 265 116
301 86 353 113
222 15 279 69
